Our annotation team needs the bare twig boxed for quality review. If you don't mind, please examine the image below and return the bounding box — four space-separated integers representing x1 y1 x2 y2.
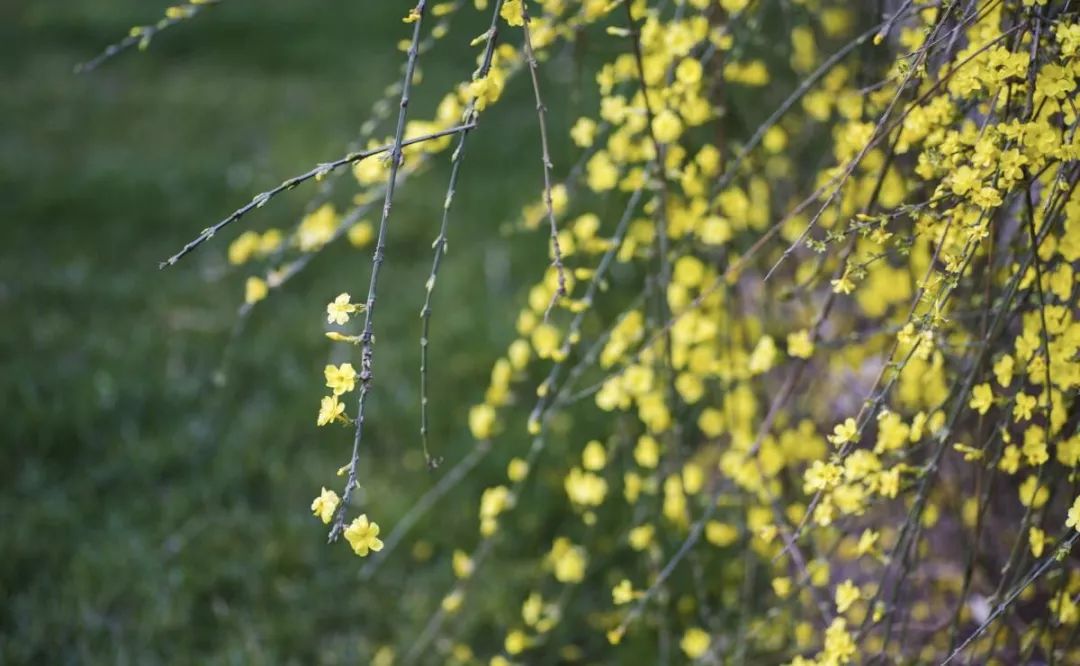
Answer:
329 0 431 543
160 123 473 269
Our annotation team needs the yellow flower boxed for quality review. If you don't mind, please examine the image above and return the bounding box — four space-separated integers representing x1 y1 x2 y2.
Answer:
317 395 345 426
624 518 654 548
327 292 358 325
343 514 384 557
1067 495 1080 532
347 221 374 248
700 216 732 245
1022 427 1048 466
676 58 703 86
993 355 1015 387
315 392 345 423
680 627 711 659
324 363 357 396
507 457 529 481
856 529 879 557
1054 591 1079 625
1019 475 1049 509
452 549 474 578
831 273 856 294
244 276 269 304
698 408 725 437
228 230 260 265
634 435 660 468
258 229 282 255
804 460 842 493
582 440 607 470
1013 393 1036 421
504 629 529 655
969 383 993 415
564 467 608 507
612 579 635 605
310 487 340 524
499 0 524 26
521 592 542 626
467 72 504 111
372 646 395 666
653 109 684 144
441 590 463 613
828 418 858 446
999 445 1021 474
823 618 856 663
772 576 792 598
953 443 983 462
706 521 739 547
950 165 981 196
787 329 815 359
748 335 778 375
530 322 562 359
469 403 497 440
586 151 618 191
297 203 338 251
1029 527 1046 558
547 537 587 583
835 579 860 614
570 117 597 148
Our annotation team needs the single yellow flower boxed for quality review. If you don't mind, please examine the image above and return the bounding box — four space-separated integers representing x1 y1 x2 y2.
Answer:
347 221 374 248
468 403 497 440
652 109 684 144
831 273 856 294
310 487 340 524
1013 393 1036 421
828 418 858 446
317 395 345 426
582 440 607 470
327 292 359 325
324 363 357 396
1029 527 1046 557
611 579 635 605
499 0 524 26
835 579 860 614
787 329 815 359
1066 495 1080 532
680 627 711 659
344 514 384 557
244 276 269 304
969 383 993 415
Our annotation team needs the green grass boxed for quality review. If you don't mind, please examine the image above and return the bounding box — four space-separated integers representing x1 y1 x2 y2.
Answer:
0 1 582 661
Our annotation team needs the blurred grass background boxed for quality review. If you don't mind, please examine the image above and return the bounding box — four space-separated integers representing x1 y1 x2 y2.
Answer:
0 1 583 661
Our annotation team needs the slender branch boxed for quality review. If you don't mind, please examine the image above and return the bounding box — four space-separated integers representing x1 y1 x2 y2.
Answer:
942 532 1080 665
328 0 430 543
419 0 505 468
520 0 568 320
160 122 473 269
76 0 223 74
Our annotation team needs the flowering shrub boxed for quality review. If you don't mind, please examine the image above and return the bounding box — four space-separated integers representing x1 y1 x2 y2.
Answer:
94 0 1080 662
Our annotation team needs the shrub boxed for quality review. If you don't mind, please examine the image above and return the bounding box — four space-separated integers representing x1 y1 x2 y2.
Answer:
91 0 1080 663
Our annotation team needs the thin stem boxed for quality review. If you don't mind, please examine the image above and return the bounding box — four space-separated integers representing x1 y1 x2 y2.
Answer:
520 0 568 320
418 0 505 468
329 0 430 543
160 122 473 269
76 0 223 73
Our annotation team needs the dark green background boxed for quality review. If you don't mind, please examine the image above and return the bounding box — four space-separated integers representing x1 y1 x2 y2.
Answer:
0 1 585 661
